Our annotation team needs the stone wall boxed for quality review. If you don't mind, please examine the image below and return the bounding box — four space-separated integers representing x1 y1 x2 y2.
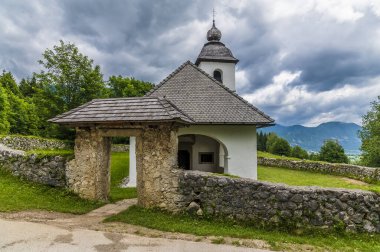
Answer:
136 125 181 211
0 144 69 187
258 157 380 183
176 170 380 233
111 144 129 152
66 128 111 200
0 135 73 151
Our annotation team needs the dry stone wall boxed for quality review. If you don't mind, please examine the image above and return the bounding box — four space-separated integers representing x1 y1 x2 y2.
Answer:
176 170 380 233
258 157 380 183
0 144 68 187
111 144 129 152
66 128 111 201
0 135 73 151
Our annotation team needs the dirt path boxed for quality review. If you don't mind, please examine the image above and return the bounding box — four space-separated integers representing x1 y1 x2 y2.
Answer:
0 199 274 251
342 177 369 186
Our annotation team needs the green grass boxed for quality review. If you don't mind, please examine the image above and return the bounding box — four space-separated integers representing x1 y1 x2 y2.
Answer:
106 205 380 252
0 169 103 214
26 149 74 158
258 151 303 161
109 152 137 201
258 151 328 163
0 151 136 213
258 165 380 193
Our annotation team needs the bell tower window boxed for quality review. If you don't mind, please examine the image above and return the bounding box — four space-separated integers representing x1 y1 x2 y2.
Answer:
213 70 223 83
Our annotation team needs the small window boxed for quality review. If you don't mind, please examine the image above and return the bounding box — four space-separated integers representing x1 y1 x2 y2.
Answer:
199 152 214 164
213 70 222 83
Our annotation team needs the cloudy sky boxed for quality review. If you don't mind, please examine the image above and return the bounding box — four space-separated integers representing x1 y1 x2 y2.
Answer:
1 0 380 126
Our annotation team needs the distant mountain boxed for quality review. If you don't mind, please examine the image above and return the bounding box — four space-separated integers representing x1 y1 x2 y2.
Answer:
260 122 362 154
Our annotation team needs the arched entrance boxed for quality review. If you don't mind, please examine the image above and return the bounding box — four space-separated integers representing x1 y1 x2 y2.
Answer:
178 134 228 174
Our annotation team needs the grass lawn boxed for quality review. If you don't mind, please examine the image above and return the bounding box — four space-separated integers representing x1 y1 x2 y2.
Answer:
109 152 137 201
258 165 380 193
106 205 380 252
258 151 304 161
0 152 136 213
25 149 74 157
0 169 102 214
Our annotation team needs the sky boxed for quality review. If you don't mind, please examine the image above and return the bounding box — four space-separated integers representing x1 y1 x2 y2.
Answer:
1 0 380 126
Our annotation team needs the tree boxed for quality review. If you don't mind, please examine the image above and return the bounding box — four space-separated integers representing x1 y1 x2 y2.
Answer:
36 40 106 111
359 96 380 167
19 76 42 98
0 71 22 97
309 152 320 161
291 145 309 159
0 85 10 134
34 40 107 138
107 75 153 98
257 132 268 151
266 133 291 156
319 139 348 163
0 71 39 135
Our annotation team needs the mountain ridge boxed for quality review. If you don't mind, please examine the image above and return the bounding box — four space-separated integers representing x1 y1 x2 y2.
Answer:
260 121 362 154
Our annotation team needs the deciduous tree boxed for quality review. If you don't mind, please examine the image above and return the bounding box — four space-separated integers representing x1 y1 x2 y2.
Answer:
107 75 153 98
291 145 309 159
360 96 380 167
319 140 348 163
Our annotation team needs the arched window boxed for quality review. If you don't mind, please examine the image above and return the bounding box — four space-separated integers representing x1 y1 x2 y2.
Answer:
213 70 223 83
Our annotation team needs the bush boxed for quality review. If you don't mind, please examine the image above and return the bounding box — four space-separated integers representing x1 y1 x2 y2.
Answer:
291 145 309 159
319 140 348 163
266 133 291 156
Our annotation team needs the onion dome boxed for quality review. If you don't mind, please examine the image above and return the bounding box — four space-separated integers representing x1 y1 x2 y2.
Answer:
207 21 222 41
195 21 239 66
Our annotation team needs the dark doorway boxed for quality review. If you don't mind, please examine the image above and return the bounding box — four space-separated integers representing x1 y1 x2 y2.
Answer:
178 150 191 170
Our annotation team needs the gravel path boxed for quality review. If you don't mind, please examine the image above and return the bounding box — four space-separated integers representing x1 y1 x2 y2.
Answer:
0 199 273 252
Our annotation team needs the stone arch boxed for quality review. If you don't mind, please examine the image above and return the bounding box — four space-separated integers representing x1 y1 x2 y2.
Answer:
178 133 228 174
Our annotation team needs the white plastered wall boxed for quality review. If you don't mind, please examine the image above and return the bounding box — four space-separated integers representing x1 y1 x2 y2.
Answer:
127 136 137 187
198 61 236 91
178 125 257 179
190 135 220 172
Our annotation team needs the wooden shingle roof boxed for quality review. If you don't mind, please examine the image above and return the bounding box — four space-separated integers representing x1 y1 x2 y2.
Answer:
146 61 274 126
49 97 193 125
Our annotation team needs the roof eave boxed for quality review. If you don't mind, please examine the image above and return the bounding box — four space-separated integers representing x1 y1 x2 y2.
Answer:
195 57 239 66
192 122 275 126
48 118 193 127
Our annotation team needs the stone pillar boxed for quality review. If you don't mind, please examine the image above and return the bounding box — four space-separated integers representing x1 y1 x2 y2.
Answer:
136 124 180 210
66 128 111 201
127 136 137 187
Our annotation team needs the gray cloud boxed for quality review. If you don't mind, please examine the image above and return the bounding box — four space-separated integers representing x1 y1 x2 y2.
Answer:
0 0 379 126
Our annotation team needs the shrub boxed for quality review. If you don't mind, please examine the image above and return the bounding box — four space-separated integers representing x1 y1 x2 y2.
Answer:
267 133 291 156
291 145 309 159
319 140 348 163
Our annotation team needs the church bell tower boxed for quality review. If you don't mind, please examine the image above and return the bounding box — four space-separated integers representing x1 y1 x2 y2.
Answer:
195 19 239 91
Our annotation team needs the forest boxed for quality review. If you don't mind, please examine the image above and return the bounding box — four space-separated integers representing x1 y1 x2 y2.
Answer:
0 41 153 139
